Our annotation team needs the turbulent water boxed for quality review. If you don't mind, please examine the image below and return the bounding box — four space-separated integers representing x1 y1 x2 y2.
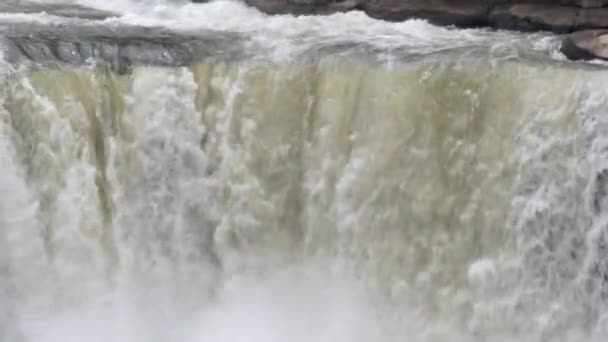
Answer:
2 1 608 341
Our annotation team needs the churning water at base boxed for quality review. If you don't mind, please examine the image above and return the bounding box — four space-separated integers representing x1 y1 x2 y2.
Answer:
2 1 608 341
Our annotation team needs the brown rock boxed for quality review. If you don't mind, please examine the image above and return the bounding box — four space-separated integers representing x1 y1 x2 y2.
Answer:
576 0 608 7
498 0 608 8
489 4 578 33
244 0 359 15
361 0 492 27
561 29 608 61
576 8 608 30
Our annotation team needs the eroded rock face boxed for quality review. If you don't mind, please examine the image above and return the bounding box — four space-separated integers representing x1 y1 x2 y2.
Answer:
561 29 608 61
0 24 244 73
488 4 578 33
0 2 247 71
361 0 493 27
4 26 244 71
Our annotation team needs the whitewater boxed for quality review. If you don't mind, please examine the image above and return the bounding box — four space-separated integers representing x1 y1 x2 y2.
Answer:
2 0 608 341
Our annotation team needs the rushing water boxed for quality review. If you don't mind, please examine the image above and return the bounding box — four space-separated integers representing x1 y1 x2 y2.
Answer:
2 1 608 341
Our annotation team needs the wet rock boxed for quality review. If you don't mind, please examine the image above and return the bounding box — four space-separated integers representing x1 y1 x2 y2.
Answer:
561 29 608 61
488 4 578 33
576 8 608 30
244 0 359 15
593 168 608 214
1 23 246 72
501 0 608 8
361 0 492 27
240 0 608 36
575 0 608 6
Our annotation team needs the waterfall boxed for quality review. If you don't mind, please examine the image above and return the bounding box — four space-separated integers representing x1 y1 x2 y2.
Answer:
2 1 608 341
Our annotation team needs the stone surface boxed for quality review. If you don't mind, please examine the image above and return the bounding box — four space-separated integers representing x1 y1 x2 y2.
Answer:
489 4 578 33
0 1 247 70
576 8 608 30
0 23 245 72
244 0 359 15
361 0 492 27
500 0 608 8
576 0 608 7
561 29 608 61
241 0 608 35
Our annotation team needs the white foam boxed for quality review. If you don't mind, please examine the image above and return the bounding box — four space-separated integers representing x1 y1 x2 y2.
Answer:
467 258 497 289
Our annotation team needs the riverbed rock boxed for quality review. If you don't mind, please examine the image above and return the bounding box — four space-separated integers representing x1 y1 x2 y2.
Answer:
361 0 492 27
561 29 608 61
576 8 608 30
244 0 359 15
0 22 245 72
501 0 608 8
0 0 249 70
574 0 608 6
488 4 578 33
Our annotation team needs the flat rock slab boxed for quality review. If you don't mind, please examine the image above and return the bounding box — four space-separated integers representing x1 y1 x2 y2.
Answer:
0 22 245 72
562 29 608 61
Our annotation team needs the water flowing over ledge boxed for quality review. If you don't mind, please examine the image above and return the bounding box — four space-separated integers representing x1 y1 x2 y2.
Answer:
0 1 593 69
2 1 608 342
242 0 608 33
4 0 608 68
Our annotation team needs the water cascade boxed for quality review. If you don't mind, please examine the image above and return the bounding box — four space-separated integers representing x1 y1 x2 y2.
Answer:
2 1 608 341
